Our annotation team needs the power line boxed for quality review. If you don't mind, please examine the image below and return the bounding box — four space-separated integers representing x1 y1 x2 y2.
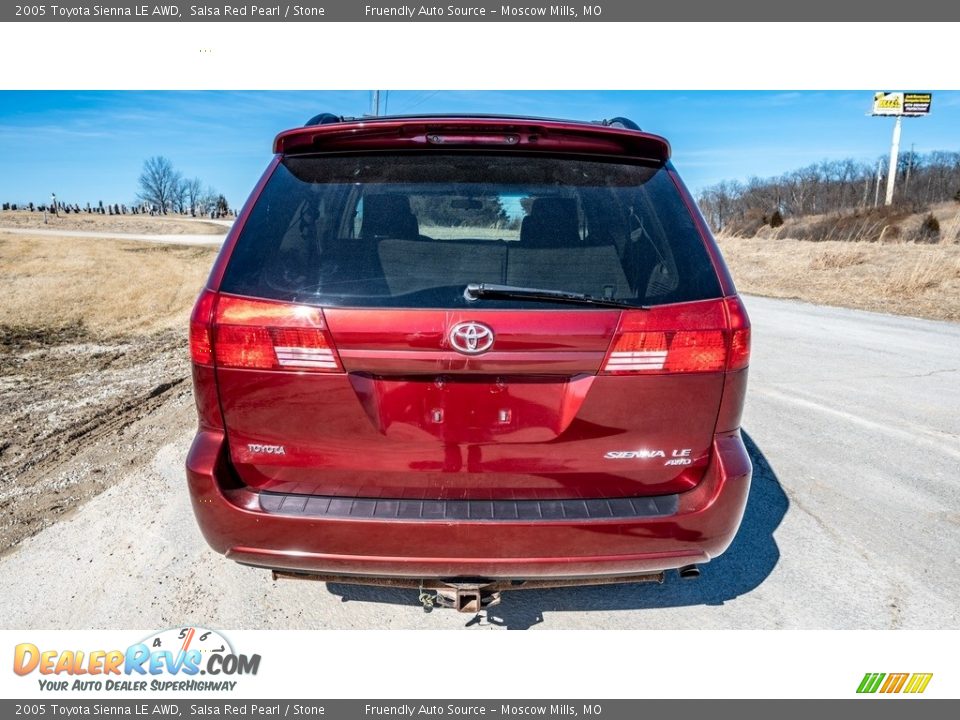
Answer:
397 90 441 113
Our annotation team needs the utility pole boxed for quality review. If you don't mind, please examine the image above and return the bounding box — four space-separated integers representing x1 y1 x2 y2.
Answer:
884 115 902 205
371 90 381 117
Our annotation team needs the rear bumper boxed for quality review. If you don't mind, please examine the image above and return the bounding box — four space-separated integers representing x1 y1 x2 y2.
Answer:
186 429 751 579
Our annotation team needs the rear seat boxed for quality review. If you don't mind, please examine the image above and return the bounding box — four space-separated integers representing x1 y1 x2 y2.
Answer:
375 196 630 299
505 245 630 298
377 238 630 299
378 239 507 296
512 196 630 296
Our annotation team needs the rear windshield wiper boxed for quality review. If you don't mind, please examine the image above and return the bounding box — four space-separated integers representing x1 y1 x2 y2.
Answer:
464 283 644 310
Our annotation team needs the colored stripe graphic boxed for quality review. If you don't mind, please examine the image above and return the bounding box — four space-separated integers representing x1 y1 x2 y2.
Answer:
857 672 932 694
880 673 909 693
904 673 933 694
857 673 885 693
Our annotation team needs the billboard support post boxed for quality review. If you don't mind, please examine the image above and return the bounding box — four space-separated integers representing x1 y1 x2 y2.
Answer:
884 115 902 206
874 158 882 208
870 92 931 206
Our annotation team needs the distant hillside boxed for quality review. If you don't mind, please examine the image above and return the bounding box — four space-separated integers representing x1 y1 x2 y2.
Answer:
720 201 960 244
698 151 960 243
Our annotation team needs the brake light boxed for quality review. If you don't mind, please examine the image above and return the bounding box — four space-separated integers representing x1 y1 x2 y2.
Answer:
190 293 342 372
602 297 750 374
426 133 520 145
189 289 217 366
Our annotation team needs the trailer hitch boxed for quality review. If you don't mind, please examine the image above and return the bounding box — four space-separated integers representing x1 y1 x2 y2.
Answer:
272 570 665 613
423 582 502 613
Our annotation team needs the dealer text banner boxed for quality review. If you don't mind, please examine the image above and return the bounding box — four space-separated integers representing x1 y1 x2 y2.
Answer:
4 0 960 21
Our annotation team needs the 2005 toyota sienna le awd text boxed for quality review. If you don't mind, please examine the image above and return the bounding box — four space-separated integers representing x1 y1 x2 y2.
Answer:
185 114 752 610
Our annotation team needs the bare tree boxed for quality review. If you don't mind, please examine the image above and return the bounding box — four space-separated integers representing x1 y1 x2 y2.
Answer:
137 156 182 214
197 185 220 217
170 176 189 214
185 177 204 216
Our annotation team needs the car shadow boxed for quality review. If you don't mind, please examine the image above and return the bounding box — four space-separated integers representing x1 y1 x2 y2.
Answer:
325 430 787 629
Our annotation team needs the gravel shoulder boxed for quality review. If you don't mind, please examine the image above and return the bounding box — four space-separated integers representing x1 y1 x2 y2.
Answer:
0 329 190 553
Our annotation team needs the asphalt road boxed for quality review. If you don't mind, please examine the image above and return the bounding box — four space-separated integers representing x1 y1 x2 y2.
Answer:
1 295 957 630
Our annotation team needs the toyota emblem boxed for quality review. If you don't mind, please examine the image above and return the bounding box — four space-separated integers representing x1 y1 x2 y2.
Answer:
449 321 495 355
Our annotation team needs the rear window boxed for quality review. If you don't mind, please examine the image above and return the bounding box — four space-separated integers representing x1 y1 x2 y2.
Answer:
220 154 722 308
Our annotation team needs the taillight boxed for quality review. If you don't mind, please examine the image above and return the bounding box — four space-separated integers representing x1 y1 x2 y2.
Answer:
724 295 751 372
213 295 342 372
602 297 750 374
605 329 726 373
189 289 217 366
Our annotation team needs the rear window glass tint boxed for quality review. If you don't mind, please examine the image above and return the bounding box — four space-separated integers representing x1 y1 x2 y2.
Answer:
220 154 722 308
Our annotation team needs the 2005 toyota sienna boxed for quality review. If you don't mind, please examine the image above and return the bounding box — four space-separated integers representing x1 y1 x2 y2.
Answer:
186 113 752 611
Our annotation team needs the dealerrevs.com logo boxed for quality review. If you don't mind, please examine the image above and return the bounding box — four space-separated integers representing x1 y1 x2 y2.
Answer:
13 627 261 692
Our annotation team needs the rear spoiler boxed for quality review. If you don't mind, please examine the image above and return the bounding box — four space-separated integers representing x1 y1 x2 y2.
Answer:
273 117 671 163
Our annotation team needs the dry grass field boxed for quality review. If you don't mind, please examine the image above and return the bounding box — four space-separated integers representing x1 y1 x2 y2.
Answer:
0 209 227 235
717 236 960 322
0 233 217 337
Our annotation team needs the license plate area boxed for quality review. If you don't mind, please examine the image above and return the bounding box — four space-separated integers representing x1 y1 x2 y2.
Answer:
348 374 593 443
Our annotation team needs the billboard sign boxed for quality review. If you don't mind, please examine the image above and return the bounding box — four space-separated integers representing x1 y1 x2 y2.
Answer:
872 92 932 116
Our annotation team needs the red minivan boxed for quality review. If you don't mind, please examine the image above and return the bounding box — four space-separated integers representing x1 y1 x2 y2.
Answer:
186 114 752 610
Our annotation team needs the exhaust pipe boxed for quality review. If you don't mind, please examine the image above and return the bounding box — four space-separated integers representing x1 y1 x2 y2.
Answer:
678 564 701 580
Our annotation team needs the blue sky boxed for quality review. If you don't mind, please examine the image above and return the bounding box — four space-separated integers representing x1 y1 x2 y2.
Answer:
0 90 957 207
